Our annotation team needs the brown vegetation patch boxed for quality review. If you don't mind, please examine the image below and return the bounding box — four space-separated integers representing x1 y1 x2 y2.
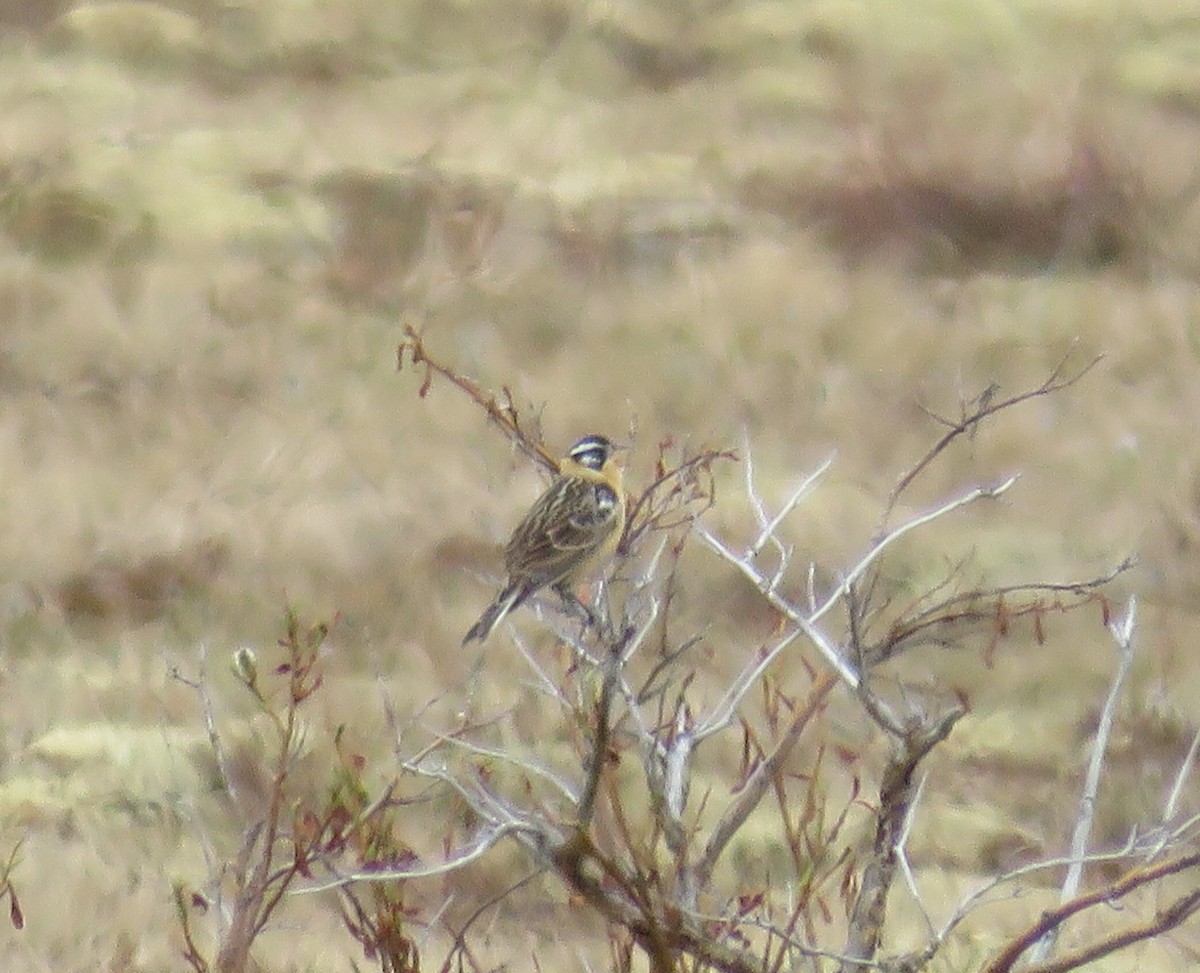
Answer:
736 156 1144 274
0 0 68 31
54 537 229 625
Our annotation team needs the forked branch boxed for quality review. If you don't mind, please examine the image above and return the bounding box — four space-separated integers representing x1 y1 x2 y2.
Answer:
981 849 1200 973
885 351 1101 519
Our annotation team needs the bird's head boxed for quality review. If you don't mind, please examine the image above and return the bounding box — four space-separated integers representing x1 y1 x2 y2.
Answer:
565 434 621 472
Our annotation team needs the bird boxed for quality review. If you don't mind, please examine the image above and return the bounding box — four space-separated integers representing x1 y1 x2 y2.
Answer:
462 434 626 644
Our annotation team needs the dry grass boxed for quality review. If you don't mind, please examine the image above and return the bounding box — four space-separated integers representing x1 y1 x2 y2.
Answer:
3 0 1200 969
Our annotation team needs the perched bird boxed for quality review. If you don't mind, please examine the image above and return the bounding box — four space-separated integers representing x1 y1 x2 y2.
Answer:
463 434 626 644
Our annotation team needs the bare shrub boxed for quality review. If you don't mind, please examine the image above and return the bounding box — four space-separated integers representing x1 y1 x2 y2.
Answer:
175 334 1200 972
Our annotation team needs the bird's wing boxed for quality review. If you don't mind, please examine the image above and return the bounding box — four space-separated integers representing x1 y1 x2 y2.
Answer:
505 478 619 587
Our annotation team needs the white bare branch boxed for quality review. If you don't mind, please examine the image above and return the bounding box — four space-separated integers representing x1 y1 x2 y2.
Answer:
1165 727 1200 824
698 523 860 688
294 821 536 891
897 773 935 939
810 476 1019 625
741 429 771 534
693 627 804 740
512 627 572 704
663 702 692 822
928 834 1145 956
421 731 580 804
1025 596 1137 964
749 454 835 558
700 474 1020 693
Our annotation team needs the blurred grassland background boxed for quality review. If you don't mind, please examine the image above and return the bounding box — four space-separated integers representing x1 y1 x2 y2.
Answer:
4 0 1200 969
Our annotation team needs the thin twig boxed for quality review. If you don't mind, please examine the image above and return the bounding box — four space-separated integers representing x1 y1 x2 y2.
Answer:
885 352 1100 518
1026 596 1137 965
296 822 537 891
1163 724 1200 826
981 846 1200 973
398 324 555 472
749 454 834 558
896 775 935 940
814 476 1019 625
578 626 630 826
699 525 861 688
693 671 838 892
693 628 804 741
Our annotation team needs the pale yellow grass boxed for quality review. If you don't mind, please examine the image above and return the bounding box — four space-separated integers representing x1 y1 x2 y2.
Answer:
2 0 1200 969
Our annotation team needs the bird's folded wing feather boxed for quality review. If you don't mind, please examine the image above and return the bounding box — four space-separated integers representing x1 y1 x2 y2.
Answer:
506 480 619 584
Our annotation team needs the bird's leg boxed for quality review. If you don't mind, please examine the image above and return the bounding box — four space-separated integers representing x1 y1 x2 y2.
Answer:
554 583 596 628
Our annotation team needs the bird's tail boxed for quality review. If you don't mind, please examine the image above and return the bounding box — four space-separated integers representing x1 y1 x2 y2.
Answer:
462 584 525 644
